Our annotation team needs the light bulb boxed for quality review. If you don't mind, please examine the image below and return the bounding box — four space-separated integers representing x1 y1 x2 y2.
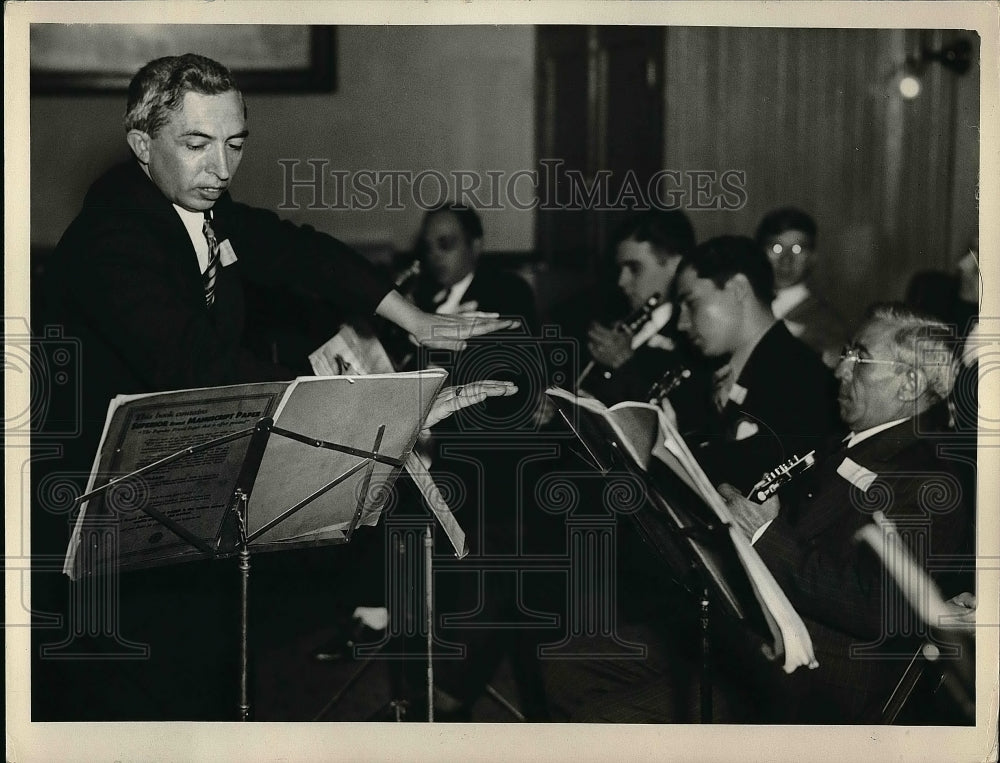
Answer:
899 73 921 100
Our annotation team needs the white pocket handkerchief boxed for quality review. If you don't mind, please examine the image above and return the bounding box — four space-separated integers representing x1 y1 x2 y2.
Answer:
219 239 238 267
728 382 748 405
734 419 759 441
836 456 878 492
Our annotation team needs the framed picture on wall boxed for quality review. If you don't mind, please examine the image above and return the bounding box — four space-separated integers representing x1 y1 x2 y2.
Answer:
29 24 336 93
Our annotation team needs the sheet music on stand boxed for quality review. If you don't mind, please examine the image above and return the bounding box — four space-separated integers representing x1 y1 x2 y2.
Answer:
545 386 818 674
309 323 469 557
64 370 449 579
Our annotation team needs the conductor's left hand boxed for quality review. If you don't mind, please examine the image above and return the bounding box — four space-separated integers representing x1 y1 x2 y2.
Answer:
410 310 519 351
375 289 519 351
424 381 518 431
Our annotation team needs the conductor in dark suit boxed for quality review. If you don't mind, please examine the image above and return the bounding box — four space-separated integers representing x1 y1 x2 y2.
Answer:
48 55 514 462
33 54 515 721
721 304 973 722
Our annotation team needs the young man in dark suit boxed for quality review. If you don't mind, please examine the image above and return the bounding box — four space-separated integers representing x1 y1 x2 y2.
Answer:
579 210 714 437
674 235 842 494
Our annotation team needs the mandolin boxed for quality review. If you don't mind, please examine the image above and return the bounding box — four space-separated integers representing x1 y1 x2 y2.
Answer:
747 450 817 503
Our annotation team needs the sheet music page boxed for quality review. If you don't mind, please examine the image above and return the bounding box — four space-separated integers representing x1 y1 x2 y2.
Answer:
308 322 396 376
64 382 291 578
545 385 819 673
249 370 446 544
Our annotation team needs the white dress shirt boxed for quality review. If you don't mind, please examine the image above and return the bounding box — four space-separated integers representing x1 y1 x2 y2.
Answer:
173 205 212 274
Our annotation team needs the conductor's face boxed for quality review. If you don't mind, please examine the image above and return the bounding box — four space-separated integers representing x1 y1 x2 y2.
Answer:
129 89 248 213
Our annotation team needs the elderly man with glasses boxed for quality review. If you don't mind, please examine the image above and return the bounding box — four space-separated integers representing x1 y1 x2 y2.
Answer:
719 303 974 723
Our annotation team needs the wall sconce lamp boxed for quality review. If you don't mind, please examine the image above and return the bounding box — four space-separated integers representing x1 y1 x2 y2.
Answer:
898 38 973 100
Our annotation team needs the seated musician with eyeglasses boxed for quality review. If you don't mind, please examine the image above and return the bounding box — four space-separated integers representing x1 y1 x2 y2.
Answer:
755 206 851 367
719 303 975 723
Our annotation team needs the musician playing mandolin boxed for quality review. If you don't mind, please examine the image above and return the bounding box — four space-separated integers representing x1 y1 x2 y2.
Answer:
579 210 715 434
718 304 974 722
674 235 843 493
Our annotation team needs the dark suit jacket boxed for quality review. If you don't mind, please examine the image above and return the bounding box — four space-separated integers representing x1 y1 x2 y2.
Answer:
47 160 393 464
34 160 394 720
781 290 850 365
411 264 539 403
696 321 843 494
407 266 540 551
754 416 973 720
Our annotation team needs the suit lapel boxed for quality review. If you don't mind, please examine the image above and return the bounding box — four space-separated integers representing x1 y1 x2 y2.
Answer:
124 162 212 302
792 421 916 536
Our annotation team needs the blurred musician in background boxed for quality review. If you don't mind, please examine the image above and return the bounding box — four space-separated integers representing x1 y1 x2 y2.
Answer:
755 206 850 367
674 235 843 493
905 234 980 341
578 210 714 433
336 202 549 719
410 203 537 329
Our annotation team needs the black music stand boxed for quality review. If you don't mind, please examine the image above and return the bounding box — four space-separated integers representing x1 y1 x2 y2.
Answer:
551 399 783 722
65 373 445 720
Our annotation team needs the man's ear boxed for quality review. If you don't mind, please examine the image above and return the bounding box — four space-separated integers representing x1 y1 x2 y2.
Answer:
470 236 484 260
126 130 152 165
898 366 928 403
725 273 753 302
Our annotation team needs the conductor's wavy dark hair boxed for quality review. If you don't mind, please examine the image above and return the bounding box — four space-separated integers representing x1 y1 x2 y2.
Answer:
124 54 246 136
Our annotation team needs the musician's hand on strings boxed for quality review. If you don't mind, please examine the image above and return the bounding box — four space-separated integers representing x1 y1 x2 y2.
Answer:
531 392 557 428
587 322 633 369
654 396 679 429
424 381 518 431
718 483 779 540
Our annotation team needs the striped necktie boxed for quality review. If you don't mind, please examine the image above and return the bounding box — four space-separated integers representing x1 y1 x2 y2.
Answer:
202 212 221 307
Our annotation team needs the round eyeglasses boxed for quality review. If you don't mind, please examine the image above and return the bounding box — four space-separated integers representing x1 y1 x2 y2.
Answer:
769 243 809 256
839 346 901 368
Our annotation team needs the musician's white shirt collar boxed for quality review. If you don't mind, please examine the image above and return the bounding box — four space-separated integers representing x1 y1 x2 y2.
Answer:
772 282 810 320
846 418 909 449
434 271 475 314
631 302 673 349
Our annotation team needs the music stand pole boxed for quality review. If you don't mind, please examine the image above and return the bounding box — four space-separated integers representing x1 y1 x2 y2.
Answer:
235 490 251 722
700 587 712 723
424 525 434 722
